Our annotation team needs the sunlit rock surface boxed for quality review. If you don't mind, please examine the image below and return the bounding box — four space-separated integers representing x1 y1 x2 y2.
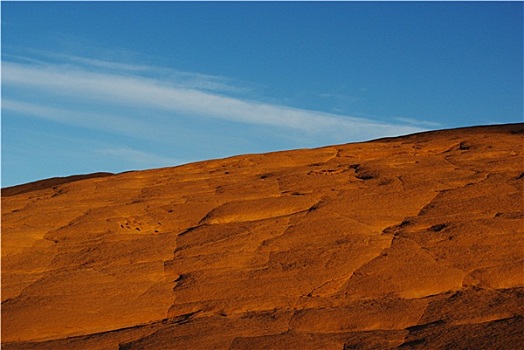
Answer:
2 124 523 349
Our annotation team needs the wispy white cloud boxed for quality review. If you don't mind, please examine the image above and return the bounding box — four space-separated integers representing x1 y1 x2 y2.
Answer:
2 99 158 138
2 57 425 142
96 147 182 167
393 117 441 128
4 49 248 94
44 53 153 72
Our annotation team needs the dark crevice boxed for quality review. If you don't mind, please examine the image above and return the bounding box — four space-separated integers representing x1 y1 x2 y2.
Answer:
405 319 445 332
458 141 471 150
429 223 447 232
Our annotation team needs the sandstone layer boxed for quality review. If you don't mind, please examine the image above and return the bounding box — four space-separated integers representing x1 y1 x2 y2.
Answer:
2 124 523 349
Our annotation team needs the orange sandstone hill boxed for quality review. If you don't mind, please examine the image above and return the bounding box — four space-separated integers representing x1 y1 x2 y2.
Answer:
2 124 523 349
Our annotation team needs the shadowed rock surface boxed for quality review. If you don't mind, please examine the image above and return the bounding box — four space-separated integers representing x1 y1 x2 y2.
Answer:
2 124 523 349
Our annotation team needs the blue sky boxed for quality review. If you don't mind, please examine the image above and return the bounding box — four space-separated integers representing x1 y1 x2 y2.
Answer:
2 1 523 187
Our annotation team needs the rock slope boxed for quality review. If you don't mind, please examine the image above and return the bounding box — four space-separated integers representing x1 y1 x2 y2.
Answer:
2 124 523 349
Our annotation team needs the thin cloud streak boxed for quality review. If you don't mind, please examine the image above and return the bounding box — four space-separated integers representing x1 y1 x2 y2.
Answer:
54 52 248 94
5 49 249 94
2 99 162 140
393 117 441 128
96 147 183 167
3 58 425 142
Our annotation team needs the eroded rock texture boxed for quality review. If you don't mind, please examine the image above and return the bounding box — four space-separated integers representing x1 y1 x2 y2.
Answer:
2 124 523 349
